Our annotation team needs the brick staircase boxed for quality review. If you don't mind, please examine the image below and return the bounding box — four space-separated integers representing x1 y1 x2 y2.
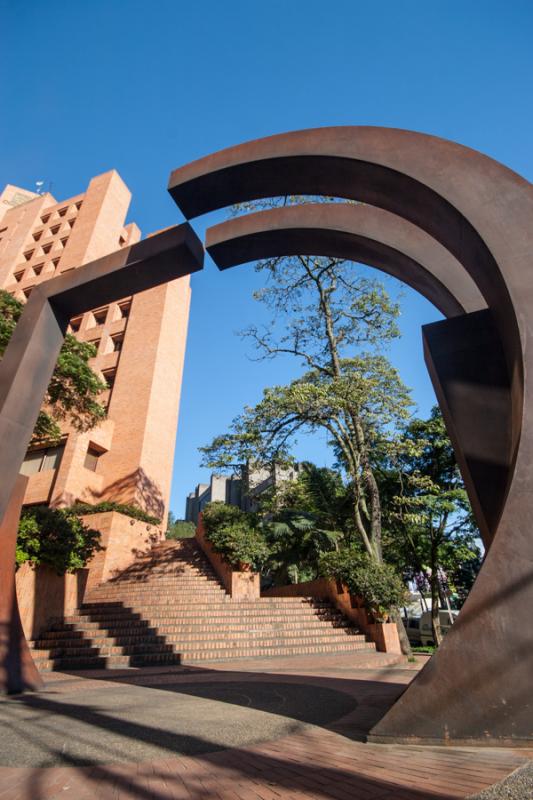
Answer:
30 539 396 671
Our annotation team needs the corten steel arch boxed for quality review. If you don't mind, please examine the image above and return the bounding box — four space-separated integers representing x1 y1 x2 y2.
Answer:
168 127 533 745
0 224 203 693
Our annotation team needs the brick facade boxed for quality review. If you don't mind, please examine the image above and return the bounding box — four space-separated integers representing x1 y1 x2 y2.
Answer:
0 172 190 532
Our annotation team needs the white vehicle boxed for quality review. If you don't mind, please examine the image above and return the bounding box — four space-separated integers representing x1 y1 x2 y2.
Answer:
405 609 458 646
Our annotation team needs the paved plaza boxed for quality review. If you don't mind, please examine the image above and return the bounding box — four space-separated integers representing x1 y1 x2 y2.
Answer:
0 654 531 799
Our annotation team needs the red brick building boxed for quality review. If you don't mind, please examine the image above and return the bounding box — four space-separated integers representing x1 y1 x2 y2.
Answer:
0 173 191 539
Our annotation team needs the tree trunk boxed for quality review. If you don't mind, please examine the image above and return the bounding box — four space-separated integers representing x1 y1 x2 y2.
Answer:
430 555 442 647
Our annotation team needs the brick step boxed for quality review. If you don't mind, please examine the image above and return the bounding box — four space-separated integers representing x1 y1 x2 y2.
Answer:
54 619 347 636
36 620 354 643
79 599 333 610
92 572 221 581
87 591 228 599
33 653 184 670
95 573 221 580
59 610 345 627
93 573 220 591
32 628 365 653
60 612 345 629
33 641 375 671
32 632 369 659
89 588 223 595
74 603 336 616
45 623 350 642
90 581 222 590
30 539 384 675
84 596 326 606
89 584 224 592
78 599 335 610
32 642 175 658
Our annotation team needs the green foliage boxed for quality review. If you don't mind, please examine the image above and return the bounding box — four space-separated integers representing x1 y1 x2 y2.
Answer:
264 509 342 585
202 502 270 570
320 547 407 622
17 506 102 574
198 210 413 562
166 511 196 539
201 358 411 473
69 501 161 526
0 290 107 442
378 406 480 602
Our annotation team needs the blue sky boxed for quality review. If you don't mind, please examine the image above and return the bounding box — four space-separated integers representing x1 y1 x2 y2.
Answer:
2 1 533 518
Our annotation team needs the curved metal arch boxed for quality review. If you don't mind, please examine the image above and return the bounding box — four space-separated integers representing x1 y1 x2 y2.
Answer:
168 126 519 328
169 127 528 491
169 127 533 746
206 203 486 317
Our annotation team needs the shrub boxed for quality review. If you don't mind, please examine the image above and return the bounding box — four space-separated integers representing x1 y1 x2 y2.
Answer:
319 548 407 622
202 502 270 570
69 501 161 526
166 519 196 539
17 506 102 574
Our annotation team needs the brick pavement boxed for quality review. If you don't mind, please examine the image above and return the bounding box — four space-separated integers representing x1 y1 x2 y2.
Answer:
0 654 530 800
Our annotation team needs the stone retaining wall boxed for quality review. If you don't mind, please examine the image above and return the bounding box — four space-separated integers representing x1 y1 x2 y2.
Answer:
263 577 402 654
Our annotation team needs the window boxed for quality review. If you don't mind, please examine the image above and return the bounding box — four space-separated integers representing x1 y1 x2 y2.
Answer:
33 263 44 276
42 243 52 254
14 271 24 283
40 214 50 224
68 218 76 229
20 444 64 476
111 333 124 352
75 201 83 211
58 207 67 217
23 286 34 299
119 235 126 246
84 445 103 472
23 250 34 261
93 308 108 326
32 231 42 242
50 225 60 235
102 369 116 390
117 301 131 319
51 257 60 270
60 237 68 248
69 316 82 333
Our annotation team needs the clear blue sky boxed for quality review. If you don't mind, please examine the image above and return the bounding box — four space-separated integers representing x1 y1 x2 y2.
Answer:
2 1 533 518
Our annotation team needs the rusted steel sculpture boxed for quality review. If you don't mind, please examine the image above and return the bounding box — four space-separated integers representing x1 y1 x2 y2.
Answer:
168 127 533 745
0 223 203 692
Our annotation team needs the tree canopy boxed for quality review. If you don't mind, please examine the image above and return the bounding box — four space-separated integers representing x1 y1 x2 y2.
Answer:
0 289 107 442
200 203 411 564
377 406 481 643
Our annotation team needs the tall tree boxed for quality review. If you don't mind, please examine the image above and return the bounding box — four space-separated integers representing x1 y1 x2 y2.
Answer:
378 406 480 645
200 212 411 564
0 289 107 442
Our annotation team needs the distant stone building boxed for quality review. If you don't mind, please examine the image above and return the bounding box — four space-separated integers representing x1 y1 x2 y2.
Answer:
185 463 300 524
0 173 191 529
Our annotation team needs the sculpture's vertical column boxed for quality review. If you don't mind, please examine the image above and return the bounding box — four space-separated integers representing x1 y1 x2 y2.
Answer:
0 474 43 693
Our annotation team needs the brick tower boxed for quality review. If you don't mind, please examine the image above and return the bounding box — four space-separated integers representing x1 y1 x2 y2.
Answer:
0 173 191 542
